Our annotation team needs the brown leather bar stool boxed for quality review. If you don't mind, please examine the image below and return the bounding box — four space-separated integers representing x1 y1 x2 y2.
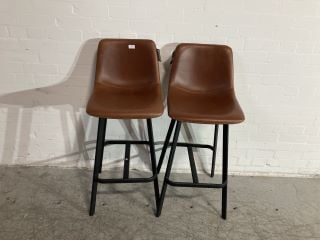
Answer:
156 43 245 219
86 39 164 216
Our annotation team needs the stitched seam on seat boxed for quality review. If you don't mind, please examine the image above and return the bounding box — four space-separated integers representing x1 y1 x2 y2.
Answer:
170 84 235 95
95 82 160 90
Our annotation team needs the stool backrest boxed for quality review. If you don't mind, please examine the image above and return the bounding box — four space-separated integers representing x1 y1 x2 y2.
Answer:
95 39 160 88
170 44 234 93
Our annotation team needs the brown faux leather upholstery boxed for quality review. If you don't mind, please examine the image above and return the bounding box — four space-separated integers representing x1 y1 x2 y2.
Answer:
168 43 245 124
86 39 164 119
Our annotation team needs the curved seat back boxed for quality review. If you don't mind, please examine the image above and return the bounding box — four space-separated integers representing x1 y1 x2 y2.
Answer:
169 44 234 93
95 39 160 89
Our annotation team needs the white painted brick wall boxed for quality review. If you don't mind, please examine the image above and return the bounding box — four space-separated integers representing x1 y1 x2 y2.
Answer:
0 0 320 177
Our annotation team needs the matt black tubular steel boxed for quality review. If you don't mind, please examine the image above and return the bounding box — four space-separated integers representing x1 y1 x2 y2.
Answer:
222 124 229 220
157 142 214 173
156 121 181 217
98 120 108 174
98 176 156 184
97 176 156 183
157 119 176 173
96 139 158 183
123 143 131 179
172 142 214 150
146 118 160 207
187 146 199 183
156 122 229 220
104 140 213 150
156 131 214 175
89 118 107 216
167 179 227 188
210 125 219 177
89 118 161 216
105 140 150 145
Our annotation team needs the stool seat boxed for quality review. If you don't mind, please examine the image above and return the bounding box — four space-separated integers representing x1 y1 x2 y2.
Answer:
168 88 244 124
87 83 163 119
156 43 245 219
168 43 244 124
86 38 163 119
86 39 163 216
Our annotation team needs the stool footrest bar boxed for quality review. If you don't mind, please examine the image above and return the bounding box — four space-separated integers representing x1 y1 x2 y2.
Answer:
171 142 214 150
103 140 214 149
104 140 150 146
166 179 227 188
97 175 156 184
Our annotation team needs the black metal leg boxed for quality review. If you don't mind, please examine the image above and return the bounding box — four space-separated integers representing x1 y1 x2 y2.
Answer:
156 121 181 217
146 119 160 210
98 119 108 174
89 118 107 216
187 146 199 183
211 125 219 177
123 143 131 179
157 119 176 173
221 124 229 220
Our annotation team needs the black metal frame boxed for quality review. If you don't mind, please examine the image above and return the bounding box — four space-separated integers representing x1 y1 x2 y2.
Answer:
156 119 229 220
89 118 159 216
157 121 219 178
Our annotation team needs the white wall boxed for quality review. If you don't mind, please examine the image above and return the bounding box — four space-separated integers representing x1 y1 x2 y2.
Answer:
0 0 320 177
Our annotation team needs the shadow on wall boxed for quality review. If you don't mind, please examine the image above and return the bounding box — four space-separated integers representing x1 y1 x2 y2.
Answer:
0 40 210 174
0 38 100 168
0 39 217 211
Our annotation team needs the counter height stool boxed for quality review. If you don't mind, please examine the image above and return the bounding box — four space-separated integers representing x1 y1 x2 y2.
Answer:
86 39 164 216
156 43 245 219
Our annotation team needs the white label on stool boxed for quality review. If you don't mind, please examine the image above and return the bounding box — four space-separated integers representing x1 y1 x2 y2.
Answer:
128 44 135 49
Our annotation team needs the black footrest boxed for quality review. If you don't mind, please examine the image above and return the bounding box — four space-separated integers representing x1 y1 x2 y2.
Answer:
166 179 227 188
169 142 214 151
104 140 150 146
97 175 156 184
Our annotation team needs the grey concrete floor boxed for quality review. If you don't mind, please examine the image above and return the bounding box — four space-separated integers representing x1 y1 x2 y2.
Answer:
0 166 320 240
